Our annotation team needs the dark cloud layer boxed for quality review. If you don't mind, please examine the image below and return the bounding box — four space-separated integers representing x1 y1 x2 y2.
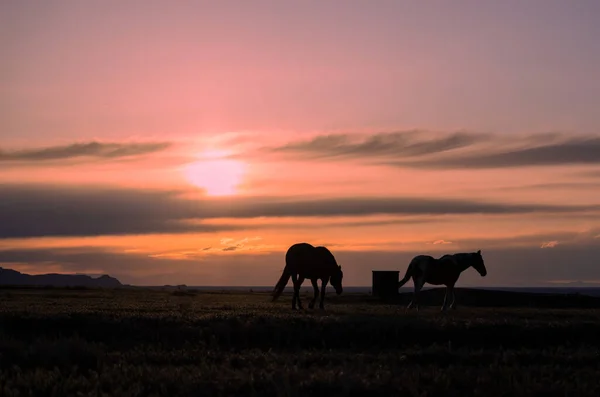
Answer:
0 185 226 238
1 184 600 238
266 131 600 169
0 141 170 162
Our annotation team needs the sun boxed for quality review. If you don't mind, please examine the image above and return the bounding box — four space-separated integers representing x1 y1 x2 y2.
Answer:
184 151 245 196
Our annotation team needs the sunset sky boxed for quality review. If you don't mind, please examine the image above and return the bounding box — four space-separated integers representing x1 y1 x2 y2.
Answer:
2 0 600 287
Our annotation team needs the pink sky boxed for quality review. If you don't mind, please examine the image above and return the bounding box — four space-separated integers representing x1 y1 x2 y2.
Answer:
1 1 600 286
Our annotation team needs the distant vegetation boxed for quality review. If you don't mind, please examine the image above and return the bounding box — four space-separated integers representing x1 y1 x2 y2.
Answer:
0 267 122 288
1 287 599 396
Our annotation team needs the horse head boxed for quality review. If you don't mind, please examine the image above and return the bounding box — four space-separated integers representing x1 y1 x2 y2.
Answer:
472 250 487 277
330 265 344 295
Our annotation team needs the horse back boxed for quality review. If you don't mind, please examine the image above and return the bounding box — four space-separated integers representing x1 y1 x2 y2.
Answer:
286 243 315 262
425 255 461 285
285 243 337 278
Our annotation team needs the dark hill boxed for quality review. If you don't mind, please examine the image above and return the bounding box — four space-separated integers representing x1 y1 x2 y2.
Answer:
385 287 600 308
0 267 122 288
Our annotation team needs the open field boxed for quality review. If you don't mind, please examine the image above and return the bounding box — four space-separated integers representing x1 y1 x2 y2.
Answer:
1 287 600 396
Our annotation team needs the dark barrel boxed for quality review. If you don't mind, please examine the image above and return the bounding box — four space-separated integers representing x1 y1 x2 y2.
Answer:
372 270 400 298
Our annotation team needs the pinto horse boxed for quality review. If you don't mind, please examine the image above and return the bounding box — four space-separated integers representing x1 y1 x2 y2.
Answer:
272 243 343 310
398 250 487 311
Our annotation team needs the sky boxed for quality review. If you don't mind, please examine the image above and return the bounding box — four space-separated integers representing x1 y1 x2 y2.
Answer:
1 0 600 287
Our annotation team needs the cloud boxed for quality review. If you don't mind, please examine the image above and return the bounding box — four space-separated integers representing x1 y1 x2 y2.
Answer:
0 141 171 163
577 169 600 178
268 130 485 160
220 236 263 252
1 184 600 238
308 228 600 254
443 228 600 252
208 197 599 218
260 131 600 169
0 184 239 238
397 136 600 169
541 241 559 248
493 182 600 191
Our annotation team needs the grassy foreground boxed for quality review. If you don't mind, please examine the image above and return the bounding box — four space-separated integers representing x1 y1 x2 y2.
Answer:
1 288 600 396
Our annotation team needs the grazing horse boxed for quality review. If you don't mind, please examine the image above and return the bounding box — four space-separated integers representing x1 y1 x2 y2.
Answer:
398 250 487 311
272 242 344 310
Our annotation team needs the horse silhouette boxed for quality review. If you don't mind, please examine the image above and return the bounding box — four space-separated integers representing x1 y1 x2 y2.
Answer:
398 250 487 311
272 242 343 310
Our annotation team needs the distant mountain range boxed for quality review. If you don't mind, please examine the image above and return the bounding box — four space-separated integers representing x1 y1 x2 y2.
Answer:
0 267 122 288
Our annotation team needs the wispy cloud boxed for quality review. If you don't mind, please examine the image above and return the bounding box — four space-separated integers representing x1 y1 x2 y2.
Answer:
268 130 485 161
0 141 171 163
259 131 600 169
540 241 559 248
218 236 263 252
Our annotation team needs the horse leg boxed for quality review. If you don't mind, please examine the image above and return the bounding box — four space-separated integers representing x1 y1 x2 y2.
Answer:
295 276 305 310
406 277 416 310
449 286 457 310
308 278 319 309
319 278 329 310
407 277 424 311
291 274 304 310
441 286 450 312
291 273 298 309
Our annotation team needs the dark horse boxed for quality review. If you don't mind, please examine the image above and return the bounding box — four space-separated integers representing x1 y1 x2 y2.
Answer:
272 242 343 310
398 250 487 311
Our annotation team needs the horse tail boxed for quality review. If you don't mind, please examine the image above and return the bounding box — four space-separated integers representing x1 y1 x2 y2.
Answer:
271 264 292 302
398 258 417 288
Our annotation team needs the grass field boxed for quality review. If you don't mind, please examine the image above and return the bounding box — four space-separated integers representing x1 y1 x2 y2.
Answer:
1 287 600 396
